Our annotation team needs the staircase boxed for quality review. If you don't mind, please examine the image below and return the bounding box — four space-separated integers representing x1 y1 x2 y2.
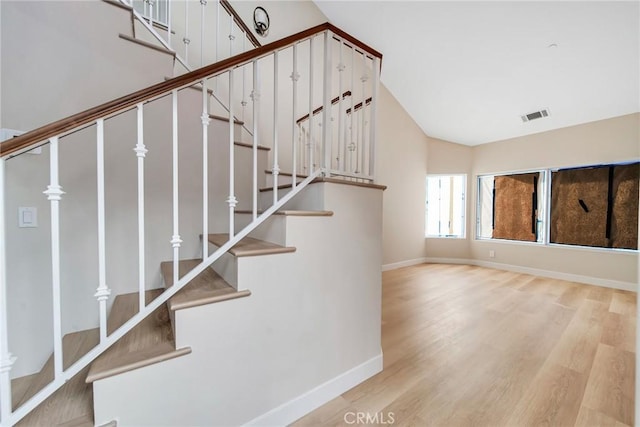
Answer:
0 1 384 425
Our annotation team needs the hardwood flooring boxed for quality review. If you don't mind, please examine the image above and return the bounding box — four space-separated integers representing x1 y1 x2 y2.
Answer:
293 263 636 427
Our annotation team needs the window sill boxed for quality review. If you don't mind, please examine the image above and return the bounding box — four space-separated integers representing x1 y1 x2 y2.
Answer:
474 238 638 253
426 236 467 240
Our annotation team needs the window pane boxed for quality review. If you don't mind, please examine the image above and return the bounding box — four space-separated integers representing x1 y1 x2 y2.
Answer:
477 172 544 242
551 163 639 249
426 175 465 238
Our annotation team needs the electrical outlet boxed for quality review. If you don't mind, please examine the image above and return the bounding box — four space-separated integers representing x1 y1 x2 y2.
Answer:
489 250 495 258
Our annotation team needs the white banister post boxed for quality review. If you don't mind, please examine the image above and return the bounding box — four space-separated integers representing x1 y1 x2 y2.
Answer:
200 0 206 68
134 104 147 312
308 37 314 173
201 80 210 260
321 31 332 174
148 0 154 28
171 90 182 287
95 119 111 343
337 39 345 173
251 60 260 219
0 157 16 425
227 70 237 238
360 52 369 176
214 0 219 92
43 136 65 380
369 57 380 179
290 43 299 189
272 50 280 205
183 0 190 64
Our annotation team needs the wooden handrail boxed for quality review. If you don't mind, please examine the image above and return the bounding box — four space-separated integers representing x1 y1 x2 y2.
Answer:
219 0 261 49
0 22 382 158
296 91 352 124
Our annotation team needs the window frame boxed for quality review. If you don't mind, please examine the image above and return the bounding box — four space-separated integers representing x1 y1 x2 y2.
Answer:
425 174 467 239
474 161 639 253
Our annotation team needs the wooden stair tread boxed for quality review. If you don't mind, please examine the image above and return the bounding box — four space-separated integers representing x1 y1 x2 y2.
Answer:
160 259 250 311
264 170 308 178
209 114 244 125
13 329 99 410
234 141 270 151
14 329 99 426
259 176 387 192
235 210 334 217
207 234 296 257
86 290 190 383
118 34 175 56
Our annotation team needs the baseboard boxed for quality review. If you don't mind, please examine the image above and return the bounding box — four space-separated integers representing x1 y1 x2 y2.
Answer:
381 258 428 271
424 257 473 265
385 257 636 292
473 260 637 292
243 351 383 426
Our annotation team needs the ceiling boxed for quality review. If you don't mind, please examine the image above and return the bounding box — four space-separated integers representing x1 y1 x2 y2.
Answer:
314 1 640 146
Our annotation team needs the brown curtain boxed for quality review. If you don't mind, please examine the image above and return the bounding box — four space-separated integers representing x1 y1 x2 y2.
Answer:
550 163 639 249
493 173 538 242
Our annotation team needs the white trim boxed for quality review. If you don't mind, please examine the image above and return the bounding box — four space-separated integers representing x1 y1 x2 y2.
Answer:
382 258 428 271
243 352 383 427
384 257 637 292
473 260 637 292
424 257 473 265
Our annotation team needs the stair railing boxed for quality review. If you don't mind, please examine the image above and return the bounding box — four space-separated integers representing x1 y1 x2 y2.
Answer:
0 22 381 426
123 0 260 137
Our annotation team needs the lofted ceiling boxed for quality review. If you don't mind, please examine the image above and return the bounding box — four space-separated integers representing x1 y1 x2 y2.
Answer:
314 1 640 146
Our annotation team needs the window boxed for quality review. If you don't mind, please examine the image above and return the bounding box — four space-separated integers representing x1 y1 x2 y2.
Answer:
477 171 546 243
476 162 639 251
426 175 466 238
550 162 639 250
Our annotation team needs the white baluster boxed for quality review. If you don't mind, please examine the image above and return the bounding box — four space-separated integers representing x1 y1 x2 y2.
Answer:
200 0 206 68
149 0 154 28
214 0 219 92
227 70 237 238
184 0 190 64
360 51 368 176
229 14 235 57
167 0 172 47
337 39 345 172
201 80 210 260
369 57 380 178
241 35 247 120
322 31 332 173
95 120 110 342
290 43 299 189
134 104 147 312
0 157 16 424
171 90 182 287
308 37 314 173
272 50 280 205
349 47 355 173
251 60 260 219
43 136 65 379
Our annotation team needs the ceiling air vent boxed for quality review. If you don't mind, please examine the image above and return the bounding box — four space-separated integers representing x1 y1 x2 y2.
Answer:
521 109 549 123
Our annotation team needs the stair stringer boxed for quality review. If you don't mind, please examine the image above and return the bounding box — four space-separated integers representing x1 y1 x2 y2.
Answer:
92 181 384 427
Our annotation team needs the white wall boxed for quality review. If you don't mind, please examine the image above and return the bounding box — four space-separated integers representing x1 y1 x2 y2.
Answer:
93 182 384 426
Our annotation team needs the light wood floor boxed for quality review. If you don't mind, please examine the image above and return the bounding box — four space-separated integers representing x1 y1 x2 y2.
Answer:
293 263 636 427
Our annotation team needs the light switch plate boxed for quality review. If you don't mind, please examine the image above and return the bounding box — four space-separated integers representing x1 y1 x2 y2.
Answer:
18 207 37 228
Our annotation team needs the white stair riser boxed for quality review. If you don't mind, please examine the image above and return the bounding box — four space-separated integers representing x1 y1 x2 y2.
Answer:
210 250 238 290
259 182 324 211
235 214 286 246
